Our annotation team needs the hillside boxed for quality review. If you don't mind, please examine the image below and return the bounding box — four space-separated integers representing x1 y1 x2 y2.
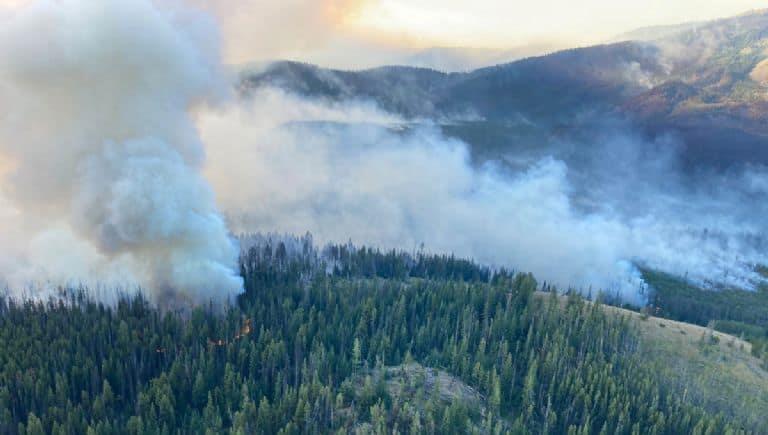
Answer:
1 241 763 433
609 22 705 43
240 9 768 170
400 44 560 72
241 41 664 123
4 1 768 434
606 301 768 428
353 296 768 433
536 290 768 430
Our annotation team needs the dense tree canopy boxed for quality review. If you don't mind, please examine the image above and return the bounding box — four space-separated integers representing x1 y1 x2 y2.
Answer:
0 237 760 434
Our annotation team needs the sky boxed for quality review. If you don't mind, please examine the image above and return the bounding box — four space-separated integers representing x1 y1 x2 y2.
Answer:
203 0 767 68
353 0 768 47
1 0 768 68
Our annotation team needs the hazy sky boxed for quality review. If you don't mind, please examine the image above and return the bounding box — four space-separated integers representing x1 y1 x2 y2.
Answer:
354 0 768 47
2 0 767 67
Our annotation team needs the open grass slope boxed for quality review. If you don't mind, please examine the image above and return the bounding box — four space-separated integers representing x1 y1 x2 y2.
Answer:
608 302 768 422
540 291 768 430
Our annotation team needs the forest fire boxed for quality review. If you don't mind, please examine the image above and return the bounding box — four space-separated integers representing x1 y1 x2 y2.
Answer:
235 318 253 339
208 318 253 347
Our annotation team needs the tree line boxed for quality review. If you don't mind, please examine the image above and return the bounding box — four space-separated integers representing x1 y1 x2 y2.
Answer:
0 237 759 434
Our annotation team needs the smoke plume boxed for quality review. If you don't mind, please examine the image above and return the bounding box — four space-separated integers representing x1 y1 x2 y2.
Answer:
200 88 768 305
2 1 766 308
0 0 243 305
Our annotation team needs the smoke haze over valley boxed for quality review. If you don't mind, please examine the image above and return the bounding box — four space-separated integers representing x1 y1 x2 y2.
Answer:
1 1 768 307
199 86 768 306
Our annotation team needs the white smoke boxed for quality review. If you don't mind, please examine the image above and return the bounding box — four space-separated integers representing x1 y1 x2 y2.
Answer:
0 0 243 305
2 1 766 308
200 92 647 303
200 88 768 306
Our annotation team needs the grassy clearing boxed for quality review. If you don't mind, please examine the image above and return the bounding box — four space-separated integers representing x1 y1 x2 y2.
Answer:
544 292 768 429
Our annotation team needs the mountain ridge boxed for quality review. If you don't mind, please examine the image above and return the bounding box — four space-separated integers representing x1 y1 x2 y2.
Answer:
241 9 768 169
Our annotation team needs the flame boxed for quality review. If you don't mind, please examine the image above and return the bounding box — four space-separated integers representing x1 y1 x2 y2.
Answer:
239 318 253 336
233 318 253 340
209 319 252 346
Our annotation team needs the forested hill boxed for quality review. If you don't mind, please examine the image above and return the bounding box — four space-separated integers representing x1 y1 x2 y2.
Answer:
241 9 768 170
242 41 661 123
0 236 764 434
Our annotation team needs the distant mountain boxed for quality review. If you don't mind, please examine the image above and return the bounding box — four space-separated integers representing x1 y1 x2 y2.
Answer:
609 22 704 43
241 9 768 169
619 9 768 166
242 41 663 121
624 9 768 129
241 62 449 117
401 44 560 72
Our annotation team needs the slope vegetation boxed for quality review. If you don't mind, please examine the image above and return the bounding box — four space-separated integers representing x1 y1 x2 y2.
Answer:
609 302 768 429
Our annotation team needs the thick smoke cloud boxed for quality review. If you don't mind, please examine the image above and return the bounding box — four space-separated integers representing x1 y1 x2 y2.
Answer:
200 88 768 305
2 1 766 308
0 0 243 305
